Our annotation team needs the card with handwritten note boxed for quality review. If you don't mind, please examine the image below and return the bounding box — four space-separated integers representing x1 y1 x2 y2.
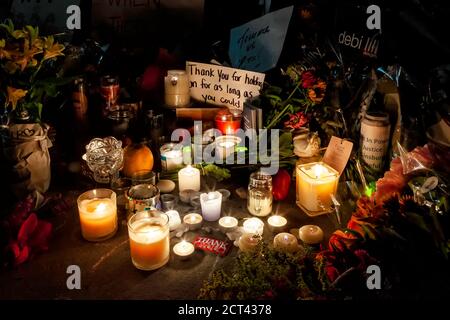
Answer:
228 6 294 72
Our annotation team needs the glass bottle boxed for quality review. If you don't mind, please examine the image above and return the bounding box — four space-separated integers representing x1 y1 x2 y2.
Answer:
247 171 272 217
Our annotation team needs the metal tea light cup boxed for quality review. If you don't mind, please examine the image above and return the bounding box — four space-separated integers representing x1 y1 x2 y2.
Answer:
126 184 161 216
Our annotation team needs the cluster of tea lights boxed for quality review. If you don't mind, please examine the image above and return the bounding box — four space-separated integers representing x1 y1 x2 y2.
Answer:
77 160 328 272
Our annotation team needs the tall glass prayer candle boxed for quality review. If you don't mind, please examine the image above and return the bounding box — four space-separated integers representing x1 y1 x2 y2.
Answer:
77 189 118 242
296 162 339 216
128 211 170 271
178 165 201 192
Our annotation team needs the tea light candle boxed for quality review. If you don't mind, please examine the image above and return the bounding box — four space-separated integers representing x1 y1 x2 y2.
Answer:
243 217 264 236
128 212 170 271
218 216 238 233
173 241 195 259
157 179 176 193
215 135 241 159
267 215 287 233
299 225 324 245
238 233 261 252
77 189 118 242
165 210 182 231
200 191 222 221
296 162 339 216
273 232 299 253
178 165 201 192
183 213 203 230
179 189 199 203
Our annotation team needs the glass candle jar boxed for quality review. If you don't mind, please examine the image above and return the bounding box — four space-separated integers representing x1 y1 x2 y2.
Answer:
296 162 339 216
160 143 183 171
126 184 161 215
128 210 170 271
247 172 273 217
164 70 190 108
77 189 118 242
215 109 242 135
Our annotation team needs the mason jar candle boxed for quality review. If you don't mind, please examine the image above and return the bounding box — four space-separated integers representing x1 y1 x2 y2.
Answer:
247 171 272 217
77 189 118 242
127 210 170 271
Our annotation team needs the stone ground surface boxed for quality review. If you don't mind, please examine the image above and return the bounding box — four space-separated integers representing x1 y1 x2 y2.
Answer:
0 178 344 300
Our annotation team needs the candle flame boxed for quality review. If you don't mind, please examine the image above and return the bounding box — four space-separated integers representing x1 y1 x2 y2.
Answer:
95 202 107 213
313 164 325 178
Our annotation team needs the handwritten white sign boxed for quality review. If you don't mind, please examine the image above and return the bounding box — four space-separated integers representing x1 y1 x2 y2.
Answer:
229 6 294 72
186 61 265 111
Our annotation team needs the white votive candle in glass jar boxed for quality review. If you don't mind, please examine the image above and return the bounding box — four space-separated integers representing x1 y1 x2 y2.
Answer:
178 165 201 192
200 191 222 222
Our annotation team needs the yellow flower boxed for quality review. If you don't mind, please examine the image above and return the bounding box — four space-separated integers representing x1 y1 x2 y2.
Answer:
6 86 28 110
0 38 13 60
42 36 64 61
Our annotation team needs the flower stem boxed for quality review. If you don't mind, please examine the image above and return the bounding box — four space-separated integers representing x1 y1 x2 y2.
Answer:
265 85 300 129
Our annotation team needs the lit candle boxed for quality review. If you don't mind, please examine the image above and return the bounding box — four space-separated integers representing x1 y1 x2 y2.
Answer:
242 217 264 236
200 191 222 221
160 143 183 171
218 216 238 233
77 189 118 242
299 225 324 245
215 135 241 159
173 241 195 259
128 211 170 271
164 70 190 108
165 210 182 231
296 162 339 216
178 165 201 192
183 213 203 230
273 232 299 253
267 215 287 233
247 172 272 217
238 233 261 252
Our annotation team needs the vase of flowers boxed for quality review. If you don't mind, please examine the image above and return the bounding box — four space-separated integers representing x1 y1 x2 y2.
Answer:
0 20 65 197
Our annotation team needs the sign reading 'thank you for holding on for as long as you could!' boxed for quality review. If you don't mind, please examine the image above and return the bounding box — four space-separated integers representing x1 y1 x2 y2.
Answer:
186 61 265 111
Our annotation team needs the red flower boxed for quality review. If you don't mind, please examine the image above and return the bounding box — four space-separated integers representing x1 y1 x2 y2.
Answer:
301 70 316 89
284 112 308 130
328 230 358 252
325 265 340 282
5 213 52 266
